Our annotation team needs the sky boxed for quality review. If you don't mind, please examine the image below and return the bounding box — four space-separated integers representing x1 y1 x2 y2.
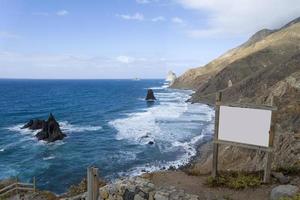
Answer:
0 0 300 79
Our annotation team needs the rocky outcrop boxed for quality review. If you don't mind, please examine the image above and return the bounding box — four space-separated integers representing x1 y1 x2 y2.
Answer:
36 114 66 142
145 89 156 101
98 177 199 200
23 114 66 142
62 177 199 200
22 119 45 130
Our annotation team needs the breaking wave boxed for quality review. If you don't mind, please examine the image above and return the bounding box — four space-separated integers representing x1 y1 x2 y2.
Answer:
110 87 214 175
6 121 102 136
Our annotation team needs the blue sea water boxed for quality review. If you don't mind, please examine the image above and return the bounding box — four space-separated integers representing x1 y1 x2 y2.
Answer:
0 79 214 194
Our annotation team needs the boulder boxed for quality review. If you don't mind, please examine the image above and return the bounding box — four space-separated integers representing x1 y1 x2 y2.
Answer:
145 89 156 101
271 172 290 184
154 191 169 200
270 185 299 200
21 119 45 130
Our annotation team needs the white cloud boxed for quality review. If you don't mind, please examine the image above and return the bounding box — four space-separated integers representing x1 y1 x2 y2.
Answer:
116 56 136 64
56 10 69 16
177 0 300 38
117 13 144 21
172 17 184 24
0 31 20 39
0 51 202 79
136 0 160 4
151 16 166 22
136 0 150 4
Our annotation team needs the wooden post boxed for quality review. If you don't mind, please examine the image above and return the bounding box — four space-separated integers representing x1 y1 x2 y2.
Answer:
264 96 276 183
212 92 222 178
87 167 99 200
92 168 99 200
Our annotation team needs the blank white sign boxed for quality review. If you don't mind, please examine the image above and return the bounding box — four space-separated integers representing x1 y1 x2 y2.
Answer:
218 106 272 147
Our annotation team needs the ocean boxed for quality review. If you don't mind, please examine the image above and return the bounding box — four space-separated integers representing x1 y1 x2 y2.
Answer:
0 79 214 194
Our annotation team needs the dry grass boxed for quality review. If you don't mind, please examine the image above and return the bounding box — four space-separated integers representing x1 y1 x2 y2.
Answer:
37 191 59 200
276 164 300 176
62 177 106 198
279 194 300 200
205 171 262 190
184 168 206 177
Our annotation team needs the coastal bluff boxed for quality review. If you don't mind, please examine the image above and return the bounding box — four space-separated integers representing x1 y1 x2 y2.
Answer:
171 16 300 173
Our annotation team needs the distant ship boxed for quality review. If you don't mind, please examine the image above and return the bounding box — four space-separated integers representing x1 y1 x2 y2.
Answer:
133 78 141 81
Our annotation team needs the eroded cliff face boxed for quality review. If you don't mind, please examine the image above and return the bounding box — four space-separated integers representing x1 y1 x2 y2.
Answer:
193 72 300 173
173 18 300 172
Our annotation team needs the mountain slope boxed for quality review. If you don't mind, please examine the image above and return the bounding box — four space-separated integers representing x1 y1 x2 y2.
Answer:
191 22 300 103
171 18 300 92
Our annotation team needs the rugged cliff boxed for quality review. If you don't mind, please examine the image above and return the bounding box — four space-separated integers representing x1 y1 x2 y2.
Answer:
172 17 300 171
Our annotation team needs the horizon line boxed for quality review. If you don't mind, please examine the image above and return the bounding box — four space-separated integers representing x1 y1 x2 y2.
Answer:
0 78 165 80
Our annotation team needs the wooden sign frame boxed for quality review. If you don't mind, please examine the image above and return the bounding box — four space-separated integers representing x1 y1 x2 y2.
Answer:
212 92 277 183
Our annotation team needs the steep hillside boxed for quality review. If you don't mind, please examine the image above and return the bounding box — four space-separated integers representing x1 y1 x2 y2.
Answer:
171 18 300 92
191 22 300 103
172 17 300 171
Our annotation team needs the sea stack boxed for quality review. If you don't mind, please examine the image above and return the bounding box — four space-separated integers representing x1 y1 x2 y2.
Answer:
23 113 66 142
145 89 156 101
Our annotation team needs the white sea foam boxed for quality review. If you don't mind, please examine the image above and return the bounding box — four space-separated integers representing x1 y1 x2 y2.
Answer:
110 99 213 145
119 134 207 177
35 140 65 147
5 121 102 147
148 86 165 90
59 121 102 133
6 121 102 135
7 124 39 136
43 156 56 160
0 148 4 152
110 87 214 177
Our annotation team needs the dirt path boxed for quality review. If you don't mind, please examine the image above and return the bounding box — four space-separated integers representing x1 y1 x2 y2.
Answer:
146 171 276 200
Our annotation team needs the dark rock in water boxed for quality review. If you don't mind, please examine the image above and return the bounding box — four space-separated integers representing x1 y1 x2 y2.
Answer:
148 141 154 145
36 113 66 142
145 89 156 101
21 119 45 130
141 135 149 139
23 113 66 142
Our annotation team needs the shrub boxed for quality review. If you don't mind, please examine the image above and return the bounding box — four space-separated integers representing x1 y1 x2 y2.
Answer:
277 165 300 176
279 193 300 200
